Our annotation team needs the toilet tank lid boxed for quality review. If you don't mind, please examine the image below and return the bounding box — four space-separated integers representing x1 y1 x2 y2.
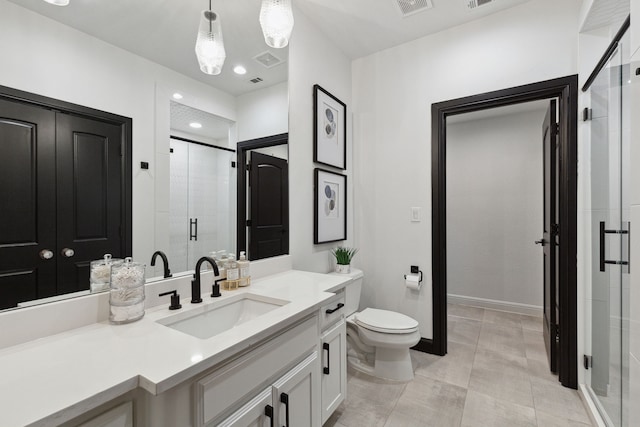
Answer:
355 308 418 332
330 268 363 280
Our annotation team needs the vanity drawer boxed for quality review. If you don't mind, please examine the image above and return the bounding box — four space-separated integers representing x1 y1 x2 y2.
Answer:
194 315 318 426
320 292 346 331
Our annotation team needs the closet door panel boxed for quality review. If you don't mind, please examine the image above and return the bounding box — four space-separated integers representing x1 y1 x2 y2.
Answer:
56 113 124 294
0 98 56 309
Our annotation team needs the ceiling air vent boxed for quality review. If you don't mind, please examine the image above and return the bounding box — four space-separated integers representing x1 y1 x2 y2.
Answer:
395 0 433 17
249 77 264 84
467 0 493 9
253 51 282 69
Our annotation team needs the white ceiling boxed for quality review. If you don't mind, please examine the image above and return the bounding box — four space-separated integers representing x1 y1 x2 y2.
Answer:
294 0 535 59
9 0 537 95
7 0 288 96
170 101 231 141
581 0 629 32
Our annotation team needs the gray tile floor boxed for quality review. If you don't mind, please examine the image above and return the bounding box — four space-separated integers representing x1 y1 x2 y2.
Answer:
324 304 594 427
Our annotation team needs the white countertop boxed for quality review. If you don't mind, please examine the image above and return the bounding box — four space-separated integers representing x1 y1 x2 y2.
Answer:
0 270 351 427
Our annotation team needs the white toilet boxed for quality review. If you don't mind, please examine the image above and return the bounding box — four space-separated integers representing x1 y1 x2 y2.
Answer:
337 269 420 382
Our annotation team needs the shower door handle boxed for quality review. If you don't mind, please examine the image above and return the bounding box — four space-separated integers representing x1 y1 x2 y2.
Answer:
600 221 629 271
190 218 198 241
535 239 546 246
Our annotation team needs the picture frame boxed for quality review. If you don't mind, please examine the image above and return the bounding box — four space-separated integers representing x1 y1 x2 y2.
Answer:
313 84 347 170
314 168 347 244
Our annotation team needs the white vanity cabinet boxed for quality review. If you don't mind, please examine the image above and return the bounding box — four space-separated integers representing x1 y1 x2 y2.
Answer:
216 352 319 427
190 315 320 427
272 352 320 427
216 388 273 427
76 402 133 427
319 294 347 425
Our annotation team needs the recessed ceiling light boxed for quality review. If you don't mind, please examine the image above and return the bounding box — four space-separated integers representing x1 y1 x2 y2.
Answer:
189 122 203 129
233 65 247 75
43 0 69 5
172 93 183 100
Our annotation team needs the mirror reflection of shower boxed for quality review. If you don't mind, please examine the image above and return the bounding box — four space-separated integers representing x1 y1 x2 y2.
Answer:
169 101 237 274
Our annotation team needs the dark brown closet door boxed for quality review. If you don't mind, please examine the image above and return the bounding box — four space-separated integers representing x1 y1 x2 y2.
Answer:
55 113 124 295
0 99 57 309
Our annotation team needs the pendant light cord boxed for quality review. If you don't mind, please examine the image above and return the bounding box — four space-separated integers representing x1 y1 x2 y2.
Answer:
209 0 212 33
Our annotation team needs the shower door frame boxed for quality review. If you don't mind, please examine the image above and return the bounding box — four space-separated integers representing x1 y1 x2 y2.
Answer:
428 75 579 389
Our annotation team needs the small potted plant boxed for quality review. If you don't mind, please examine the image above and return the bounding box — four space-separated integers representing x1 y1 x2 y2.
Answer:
331 247 358 274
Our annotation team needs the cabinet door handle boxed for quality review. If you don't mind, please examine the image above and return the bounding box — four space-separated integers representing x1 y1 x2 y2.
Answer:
264 404 274 427
325 303 344 314
280 393 289 427
323 342 330 375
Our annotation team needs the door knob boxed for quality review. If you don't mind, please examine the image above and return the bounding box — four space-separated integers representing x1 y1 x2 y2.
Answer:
535 239 546 246
61 248 75 258
39 249 54 260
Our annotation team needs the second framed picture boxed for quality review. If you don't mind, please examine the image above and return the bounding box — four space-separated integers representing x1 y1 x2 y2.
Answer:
314 168 347 244
314 84 346 170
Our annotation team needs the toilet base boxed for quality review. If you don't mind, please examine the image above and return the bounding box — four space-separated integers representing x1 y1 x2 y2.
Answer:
374 347 414 382
346 331 416 382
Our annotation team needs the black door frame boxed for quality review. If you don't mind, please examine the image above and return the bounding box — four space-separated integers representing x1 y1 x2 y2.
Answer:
236 133 288 258
429 75 578 389
0 85 133 266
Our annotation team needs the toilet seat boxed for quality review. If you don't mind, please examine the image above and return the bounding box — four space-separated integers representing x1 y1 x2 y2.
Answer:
354 308 419 334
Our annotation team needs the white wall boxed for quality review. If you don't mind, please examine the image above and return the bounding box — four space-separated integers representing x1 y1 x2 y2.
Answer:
446 109 545 310
288 6 354 272
352 0 581 339
236 82 288 142
0 0 237 268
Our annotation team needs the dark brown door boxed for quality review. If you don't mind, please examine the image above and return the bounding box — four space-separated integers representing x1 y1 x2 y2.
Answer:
0 99 124 309
249 152 289 260
56 113 124 295
540 99 559 374
0 99 57 309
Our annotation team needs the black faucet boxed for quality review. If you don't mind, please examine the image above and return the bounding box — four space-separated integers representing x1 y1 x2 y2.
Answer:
150 250 172 278
192 256 219 303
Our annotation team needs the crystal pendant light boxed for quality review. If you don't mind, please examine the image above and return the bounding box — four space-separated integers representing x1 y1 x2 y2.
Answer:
259 0 294 48
43 0 70 5
195 1 226 76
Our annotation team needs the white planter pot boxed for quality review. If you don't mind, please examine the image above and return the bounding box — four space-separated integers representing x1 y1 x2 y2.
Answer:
335 264 351 274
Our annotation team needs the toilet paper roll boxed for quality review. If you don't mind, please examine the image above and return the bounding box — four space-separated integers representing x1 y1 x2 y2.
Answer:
405 273 421 290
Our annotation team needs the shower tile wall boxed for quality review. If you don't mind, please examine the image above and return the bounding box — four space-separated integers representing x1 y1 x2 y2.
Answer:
170 139 189 273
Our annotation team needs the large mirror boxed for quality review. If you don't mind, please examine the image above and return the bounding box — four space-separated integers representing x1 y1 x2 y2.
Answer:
0 0 289 310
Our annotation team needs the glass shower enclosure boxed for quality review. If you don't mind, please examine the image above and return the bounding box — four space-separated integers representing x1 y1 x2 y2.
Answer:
586 29 631 427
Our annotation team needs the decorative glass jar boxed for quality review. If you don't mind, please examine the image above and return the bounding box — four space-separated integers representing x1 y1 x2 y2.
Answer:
109 257 146 324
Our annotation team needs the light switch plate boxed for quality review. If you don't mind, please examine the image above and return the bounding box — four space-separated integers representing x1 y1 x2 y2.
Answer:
411 207 421 222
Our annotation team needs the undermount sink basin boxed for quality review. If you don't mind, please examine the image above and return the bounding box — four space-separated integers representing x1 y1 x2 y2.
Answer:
157 293 290 339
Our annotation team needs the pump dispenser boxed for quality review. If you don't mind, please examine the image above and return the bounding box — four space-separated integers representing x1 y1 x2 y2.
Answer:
237 251 250 286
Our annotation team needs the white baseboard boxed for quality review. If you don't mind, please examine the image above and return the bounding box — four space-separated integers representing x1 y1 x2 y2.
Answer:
447 294 543 317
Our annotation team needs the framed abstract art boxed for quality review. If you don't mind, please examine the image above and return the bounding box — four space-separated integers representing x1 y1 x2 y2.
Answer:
314 168 347 244
313 84 346 170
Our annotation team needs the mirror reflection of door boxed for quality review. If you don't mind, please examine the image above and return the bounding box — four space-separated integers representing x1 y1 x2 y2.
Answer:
248 150 289 260
0 90 131 310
